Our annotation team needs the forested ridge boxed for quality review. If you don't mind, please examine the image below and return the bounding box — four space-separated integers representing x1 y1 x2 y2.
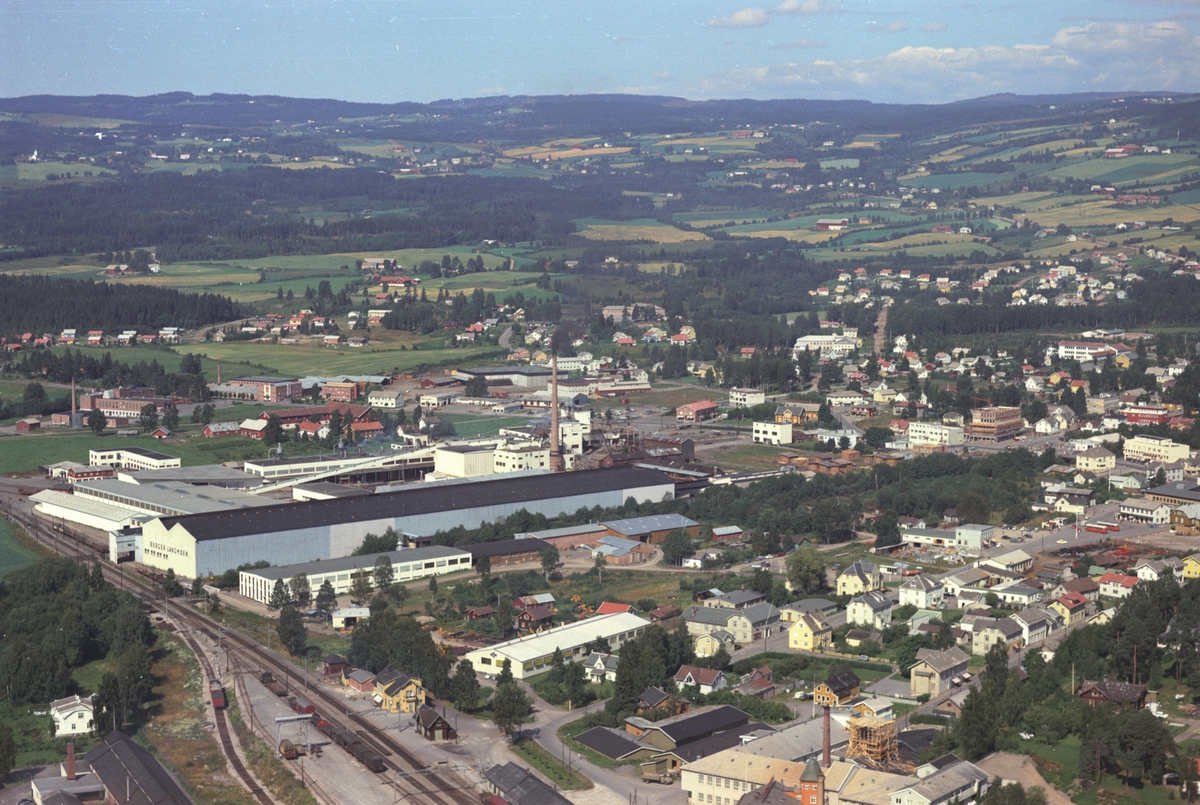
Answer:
0 169 648 261
0 274 239 335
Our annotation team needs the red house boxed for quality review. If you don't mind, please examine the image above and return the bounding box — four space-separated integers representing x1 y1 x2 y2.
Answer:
15 418 40 433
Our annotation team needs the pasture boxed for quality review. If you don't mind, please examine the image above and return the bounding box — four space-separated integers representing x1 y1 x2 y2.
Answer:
0 519 40 578
574 218 709 243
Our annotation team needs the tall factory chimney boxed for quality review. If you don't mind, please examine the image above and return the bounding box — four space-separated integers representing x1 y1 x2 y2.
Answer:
71 375 77 420
549 351 564 472
823 705 831 768
216 360 222 385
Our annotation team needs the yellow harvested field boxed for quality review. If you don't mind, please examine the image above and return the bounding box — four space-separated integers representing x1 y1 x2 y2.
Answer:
845 141 883 149
930 145 972 163
28 113 129 128
969 191 1059 208
1030 202 1200 228
898 170 930 180
652 136 759 148
859 232 987 250
739 160 806 169
733 229 842 243
271 160 355 170
577 223 709 242
1007 139 1085 158
502 145 632 161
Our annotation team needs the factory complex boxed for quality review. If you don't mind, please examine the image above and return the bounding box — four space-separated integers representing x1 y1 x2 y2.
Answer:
131 465 675 578
463 611 652 679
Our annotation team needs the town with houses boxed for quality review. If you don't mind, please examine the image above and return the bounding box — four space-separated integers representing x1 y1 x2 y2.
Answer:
4 83 1200 805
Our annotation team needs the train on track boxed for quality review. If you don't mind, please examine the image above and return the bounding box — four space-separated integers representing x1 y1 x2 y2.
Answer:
310 711 386 772
209 679 226 709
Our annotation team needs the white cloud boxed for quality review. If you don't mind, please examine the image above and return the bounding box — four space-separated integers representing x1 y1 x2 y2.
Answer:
778 38 828 48
697 20 1200 101
921 22 947 32
773 0 839 14
705 7 770 28
706 0 838 29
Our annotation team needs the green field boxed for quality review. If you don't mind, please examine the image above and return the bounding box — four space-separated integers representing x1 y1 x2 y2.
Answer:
0 518 40 577
0 428 341 475
183 337 503 378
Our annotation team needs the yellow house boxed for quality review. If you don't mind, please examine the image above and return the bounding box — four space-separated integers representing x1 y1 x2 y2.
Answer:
1114 353 1134 369
1184 555 1200 580
789 613 833 652
1048 595 1088 626
694 630 736 658
373 667 426 714
836 561 882 597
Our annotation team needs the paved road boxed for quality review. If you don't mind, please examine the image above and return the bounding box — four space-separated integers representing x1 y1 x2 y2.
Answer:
498 326 513 350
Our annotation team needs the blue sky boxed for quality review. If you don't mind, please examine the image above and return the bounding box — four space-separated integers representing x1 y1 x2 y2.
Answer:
2 0 1198 104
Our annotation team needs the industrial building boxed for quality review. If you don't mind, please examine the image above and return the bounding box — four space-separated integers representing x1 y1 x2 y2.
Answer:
455 365 553 389
238 545 472 603
964 407 1024 442
462 611 650 679
116 466 262 488
88 446 181 471
32 478 278 534
131 466 676 578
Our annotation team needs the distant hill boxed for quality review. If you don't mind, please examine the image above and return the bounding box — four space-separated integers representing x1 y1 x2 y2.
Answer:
0 90 1180 137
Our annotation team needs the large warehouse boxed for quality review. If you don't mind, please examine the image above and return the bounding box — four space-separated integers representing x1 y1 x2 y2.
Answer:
134 466 677 579
238 545 472 604
463 611 651 679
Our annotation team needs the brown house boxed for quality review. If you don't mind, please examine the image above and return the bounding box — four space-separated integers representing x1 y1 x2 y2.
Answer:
415 704 457 741
465 606 496 621
322 654 348 676
515 606 553 630
1078 678 1147 712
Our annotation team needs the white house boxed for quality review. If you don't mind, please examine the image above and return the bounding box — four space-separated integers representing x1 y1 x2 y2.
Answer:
846 592 892 630
50 694 95 736
752 421 793 446
898 575 943 610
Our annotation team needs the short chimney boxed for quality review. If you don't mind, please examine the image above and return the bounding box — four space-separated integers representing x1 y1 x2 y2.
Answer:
823 705 831 767
67 742 76 780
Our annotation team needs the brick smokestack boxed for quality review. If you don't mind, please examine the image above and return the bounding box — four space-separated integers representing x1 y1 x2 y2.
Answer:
217 360 222 385
67 741 76 780
823 705 831 768
549 351 563 472
71 376 77 421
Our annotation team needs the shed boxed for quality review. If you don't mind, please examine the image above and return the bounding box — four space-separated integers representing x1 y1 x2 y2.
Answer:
415 704 457 741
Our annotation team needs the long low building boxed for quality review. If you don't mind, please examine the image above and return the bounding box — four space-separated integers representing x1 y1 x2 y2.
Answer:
238 545 472 603
133 466 676 578
463 611 650 679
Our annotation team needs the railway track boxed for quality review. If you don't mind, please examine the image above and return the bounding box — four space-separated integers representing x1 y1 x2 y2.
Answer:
176 628 275 805
0 494 480 805
175 608 477 805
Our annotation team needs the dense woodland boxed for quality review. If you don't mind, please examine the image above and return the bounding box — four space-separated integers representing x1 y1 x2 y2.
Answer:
0 275 239 335
0 560 156 731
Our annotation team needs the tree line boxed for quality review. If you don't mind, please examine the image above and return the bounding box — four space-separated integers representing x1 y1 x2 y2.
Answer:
0 275 239 336
0 559 156 733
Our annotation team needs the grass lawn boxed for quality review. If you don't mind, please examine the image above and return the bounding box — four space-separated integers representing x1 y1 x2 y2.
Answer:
0 428 344 475
436 414 534 439
510 737 592 790
702 442 784 472
0 517 42 577
183 336 504 379
1017 735 1081 792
